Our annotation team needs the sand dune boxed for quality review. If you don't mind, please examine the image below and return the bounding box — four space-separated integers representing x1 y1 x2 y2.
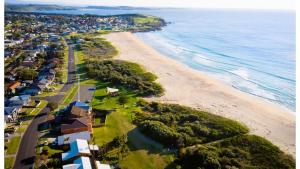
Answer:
103 32 295 156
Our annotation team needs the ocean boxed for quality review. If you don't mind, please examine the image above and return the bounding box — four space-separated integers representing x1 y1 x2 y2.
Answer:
37 8 296 111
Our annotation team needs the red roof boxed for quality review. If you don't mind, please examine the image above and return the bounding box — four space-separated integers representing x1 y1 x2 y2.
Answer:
9 82 21 90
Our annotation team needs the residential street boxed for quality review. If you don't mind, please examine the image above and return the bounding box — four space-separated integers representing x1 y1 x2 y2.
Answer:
72 85 95 103
13 45 76 169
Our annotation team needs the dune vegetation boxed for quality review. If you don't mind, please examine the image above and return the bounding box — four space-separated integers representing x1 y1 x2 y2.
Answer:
134 100 295 169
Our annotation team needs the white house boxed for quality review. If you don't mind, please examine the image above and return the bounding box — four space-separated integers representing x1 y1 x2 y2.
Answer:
61 139 91 161
57 131 91 146
63 156 92 169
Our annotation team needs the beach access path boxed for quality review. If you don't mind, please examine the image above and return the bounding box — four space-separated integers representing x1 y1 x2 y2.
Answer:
103 32 295 156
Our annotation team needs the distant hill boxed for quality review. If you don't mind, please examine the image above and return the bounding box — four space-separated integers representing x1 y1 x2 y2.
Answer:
86 6 154 10
5 4 77 12
4 4 160 12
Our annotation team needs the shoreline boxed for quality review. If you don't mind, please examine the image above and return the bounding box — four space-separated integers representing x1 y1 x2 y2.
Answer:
102 32 295 156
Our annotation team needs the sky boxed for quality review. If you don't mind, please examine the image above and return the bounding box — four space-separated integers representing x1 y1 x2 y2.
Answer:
5 0 296 10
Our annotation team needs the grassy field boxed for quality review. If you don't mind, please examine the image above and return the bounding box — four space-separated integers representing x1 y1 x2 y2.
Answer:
90 81 173 168
133 16 160 25
5 136 21 154
5 157 15 169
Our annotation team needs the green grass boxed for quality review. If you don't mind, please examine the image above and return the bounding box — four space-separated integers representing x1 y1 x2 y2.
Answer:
5 157 15 169
5 136 21 154
29 100 48 116
17 125 28 133
61 85 78 105
62 38 69 83
133 16 159 25
91 81 172 169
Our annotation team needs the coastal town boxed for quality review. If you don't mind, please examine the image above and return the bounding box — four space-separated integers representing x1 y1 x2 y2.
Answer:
4 11 166 169
4 4 296 169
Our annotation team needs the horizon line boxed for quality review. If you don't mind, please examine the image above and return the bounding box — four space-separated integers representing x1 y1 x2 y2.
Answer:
5 2 296 11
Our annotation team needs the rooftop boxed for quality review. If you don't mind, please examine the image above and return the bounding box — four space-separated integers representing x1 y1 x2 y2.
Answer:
63 157 92 169
57 131 91 146
61 118 89 131
70 101 90 110
61 139 91 161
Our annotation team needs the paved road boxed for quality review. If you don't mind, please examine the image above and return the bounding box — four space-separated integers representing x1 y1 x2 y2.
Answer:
13 45 76 169
72 85 95 103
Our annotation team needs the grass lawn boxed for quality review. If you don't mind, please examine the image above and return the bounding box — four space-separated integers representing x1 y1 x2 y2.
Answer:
61 85 78 105
91 81 173 169
5 136 21 154
17 125 28 133
62 39 69 83
5 157 15 169
133 16 159 24
31 100 48 115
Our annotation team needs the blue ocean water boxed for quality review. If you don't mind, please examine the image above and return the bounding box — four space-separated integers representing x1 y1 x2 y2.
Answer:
38 8 296 111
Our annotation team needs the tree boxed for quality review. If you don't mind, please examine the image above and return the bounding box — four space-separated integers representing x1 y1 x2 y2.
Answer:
118 95 129 107
17 68 38 80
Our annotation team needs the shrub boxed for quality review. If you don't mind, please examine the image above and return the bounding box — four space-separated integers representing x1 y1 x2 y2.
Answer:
47 102 58 111
85 60 164 96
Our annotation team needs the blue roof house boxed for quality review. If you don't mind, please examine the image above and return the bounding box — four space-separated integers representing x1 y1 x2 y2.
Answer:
8 95 31 106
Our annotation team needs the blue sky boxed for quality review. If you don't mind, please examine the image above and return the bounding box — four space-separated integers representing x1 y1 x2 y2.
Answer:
5 0 296 10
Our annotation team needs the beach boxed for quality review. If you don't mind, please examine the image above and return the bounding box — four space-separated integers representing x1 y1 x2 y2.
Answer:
102 32 295 156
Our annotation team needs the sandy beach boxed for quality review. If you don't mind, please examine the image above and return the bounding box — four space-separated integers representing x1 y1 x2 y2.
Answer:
103 32 295 156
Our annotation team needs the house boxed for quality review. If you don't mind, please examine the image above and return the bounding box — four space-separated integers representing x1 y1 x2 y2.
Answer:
63 157 92 169
21 88 41 96
22 56 34 67
38 78 51 86
106 87 119 96
61 118 92 135
7 95 31 107
5 106 22 123
8 81 21 94
57 131 91 146
61 139 91 161
66 101 91 119
21 84 42 96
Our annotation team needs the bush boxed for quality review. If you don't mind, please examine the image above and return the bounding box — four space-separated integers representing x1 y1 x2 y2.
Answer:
176 135 295 169
47 102 58 111
118 95 130 107
134 101 249 146
16 68 38 80
81 37 118 59
85 60 164 96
